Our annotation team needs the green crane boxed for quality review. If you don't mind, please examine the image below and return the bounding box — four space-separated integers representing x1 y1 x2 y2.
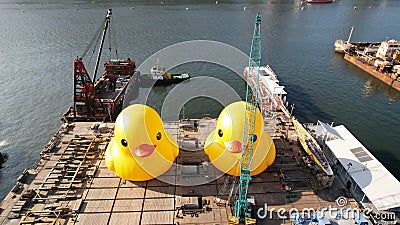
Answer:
232 13 262 225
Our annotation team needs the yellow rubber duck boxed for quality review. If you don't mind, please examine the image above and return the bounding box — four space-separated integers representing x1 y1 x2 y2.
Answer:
204 101 275 176
105 104 179 181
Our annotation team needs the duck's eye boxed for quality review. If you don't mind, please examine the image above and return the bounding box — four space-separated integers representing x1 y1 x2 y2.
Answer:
251 134 257 142
121 139 128 147
218 129 223 137
156 132 162 140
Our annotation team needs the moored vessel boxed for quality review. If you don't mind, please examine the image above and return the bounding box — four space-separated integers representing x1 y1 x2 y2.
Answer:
293 118 334 176
140 58 190 87
244 65 291 119
306 120 400 217
336 38 400 92
62 9 139 122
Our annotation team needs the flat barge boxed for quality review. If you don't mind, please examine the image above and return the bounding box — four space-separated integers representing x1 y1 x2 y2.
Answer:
335 38 400 92
344 53 400 91
0 118 361 225
1 66 399 224
1 10 399 225
0 52 367 224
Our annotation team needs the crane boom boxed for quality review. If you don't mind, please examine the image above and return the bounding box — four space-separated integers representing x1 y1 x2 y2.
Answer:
92 8 112 83
235 13 262 225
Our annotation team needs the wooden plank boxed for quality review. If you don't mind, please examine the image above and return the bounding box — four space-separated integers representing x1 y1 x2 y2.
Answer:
112 199 143 212
89 178 120 188
75 213 110 225
108 212 141 225
143 198 175 211
145 187 175 198
80 200 113 213
116 188 145 199
141 211 174 224
85 188 117 200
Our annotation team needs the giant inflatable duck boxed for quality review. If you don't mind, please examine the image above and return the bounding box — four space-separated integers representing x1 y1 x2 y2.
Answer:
105 104 179 181
204 101 275 176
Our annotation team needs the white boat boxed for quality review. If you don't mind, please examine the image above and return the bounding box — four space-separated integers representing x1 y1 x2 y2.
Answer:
244 65 291 118
150 58 168 80
140 58 190 86
293 119 333 176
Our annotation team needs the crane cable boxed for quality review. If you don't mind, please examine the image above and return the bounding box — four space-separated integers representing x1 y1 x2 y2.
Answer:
81 18 106 60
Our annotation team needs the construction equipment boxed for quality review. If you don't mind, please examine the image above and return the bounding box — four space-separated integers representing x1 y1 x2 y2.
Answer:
229 13 262 225
65 9 137 122
72 9 112 120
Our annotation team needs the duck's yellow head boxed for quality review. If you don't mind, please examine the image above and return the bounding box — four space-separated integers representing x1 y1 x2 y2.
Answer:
205 101 275 176
206 101 264 154
105 104 178 181
115 104 170 158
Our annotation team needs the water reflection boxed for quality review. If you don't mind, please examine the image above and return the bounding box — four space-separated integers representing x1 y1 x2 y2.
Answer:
361 78 400 100
361 79 374 98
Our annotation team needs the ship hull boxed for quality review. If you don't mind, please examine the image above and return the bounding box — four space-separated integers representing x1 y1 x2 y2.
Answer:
139 73 190 87
344 54 400 92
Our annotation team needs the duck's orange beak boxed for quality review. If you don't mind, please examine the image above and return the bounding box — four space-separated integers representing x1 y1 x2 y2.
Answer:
224 140 243 153
130 144 156 158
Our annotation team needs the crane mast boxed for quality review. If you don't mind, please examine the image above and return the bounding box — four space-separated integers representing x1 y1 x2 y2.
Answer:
234 13 262 225
92 8 112 83
72 9 114 120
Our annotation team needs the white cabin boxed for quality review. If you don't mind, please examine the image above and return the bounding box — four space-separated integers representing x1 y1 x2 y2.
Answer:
376 39 400 60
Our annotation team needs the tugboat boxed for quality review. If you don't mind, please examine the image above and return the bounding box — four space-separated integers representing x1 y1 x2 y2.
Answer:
140 58 190 87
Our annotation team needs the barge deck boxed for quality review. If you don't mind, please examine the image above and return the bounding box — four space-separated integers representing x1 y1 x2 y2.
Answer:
335 37 400 92
0 118 357 225
344 54 400 91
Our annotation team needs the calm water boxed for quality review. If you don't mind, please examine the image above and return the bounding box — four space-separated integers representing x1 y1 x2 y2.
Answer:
0 0 399 200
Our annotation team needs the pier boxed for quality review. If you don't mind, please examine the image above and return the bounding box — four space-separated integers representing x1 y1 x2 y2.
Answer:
0 118 358 225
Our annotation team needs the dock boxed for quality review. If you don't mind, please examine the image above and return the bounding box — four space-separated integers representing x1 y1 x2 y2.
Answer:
0 117 360 225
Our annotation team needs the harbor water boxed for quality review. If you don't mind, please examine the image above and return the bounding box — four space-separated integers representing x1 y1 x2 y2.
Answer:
0 0 399 200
